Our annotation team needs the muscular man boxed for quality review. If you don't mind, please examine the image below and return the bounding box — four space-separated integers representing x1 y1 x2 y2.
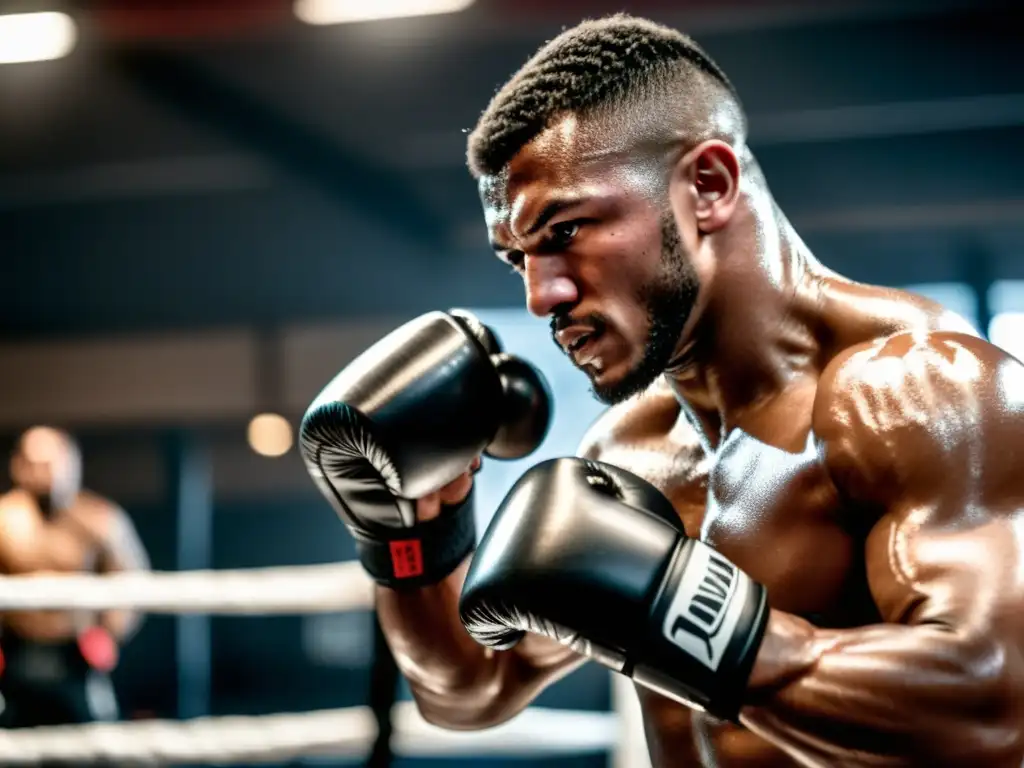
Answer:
0 426 149 729
451 13 1024 767
301 15 1024 768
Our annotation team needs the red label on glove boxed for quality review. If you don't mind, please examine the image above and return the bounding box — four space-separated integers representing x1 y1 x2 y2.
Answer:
78 627 118 672
390 539 424 579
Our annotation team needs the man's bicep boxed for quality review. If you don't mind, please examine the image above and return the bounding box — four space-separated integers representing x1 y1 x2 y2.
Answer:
101 506 151 573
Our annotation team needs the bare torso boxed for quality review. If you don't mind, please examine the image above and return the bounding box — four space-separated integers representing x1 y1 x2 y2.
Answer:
0 489 112 640
587 285 976 767
595 384 832 766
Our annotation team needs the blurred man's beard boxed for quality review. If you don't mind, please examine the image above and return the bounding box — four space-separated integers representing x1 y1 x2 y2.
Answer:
26 485 74 519
32 492 56 519
589 212 699 405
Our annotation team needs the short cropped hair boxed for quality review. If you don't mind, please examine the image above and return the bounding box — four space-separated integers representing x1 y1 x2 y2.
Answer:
467 14 746 179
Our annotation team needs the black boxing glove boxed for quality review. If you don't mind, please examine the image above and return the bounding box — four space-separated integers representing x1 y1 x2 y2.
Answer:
300 309 552 589
459 457 769 722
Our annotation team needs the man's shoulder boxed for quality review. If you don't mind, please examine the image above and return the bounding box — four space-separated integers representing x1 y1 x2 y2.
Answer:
813 329 1021 500
76 489 119 512
0 488 21 508
816 329 1010 414
71 490 124 528
577 378 693 461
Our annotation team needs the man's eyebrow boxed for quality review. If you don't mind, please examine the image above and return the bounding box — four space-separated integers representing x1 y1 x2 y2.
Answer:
490 196 587 253
523 197 583 237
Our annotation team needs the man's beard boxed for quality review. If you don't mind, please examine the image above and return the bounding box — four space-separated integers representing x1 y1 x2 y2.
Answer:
25 483 73 519
31 491 57 519
557 212 699 406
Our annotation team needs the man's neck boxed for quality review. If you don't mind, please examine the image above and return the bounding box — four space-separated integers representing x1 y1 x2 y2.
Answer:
18 488 72 521
666 203 825 441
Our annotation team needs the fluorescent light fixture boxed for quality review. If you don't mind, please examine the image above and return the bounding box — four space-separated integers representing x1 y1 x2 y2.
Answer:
295 0 474 25
0 12 77 65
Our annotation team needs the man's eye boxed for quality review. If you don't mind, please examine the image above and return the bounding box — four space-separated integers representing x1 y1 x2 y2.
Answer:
550 221 580 247
506 251 525 272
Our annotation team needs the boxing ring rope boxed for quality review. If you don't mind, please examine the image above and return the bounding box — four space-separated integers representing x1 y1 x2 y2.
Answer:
0 562 375 614
0 702 621 764
0 564 634 765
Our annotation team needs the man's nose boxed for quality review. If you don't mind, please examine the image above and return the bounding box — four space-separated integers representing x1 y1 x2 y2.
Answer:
523 255 577 319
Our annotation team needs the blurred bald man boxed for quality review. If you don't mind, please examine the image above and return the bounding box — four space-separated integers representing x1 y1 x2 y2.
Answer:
0 426 150 730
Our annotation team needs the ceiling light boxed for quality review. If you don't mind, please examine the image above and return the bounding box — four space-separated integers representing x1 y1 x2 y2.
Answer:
247 413 294 458
0 12 77 65
295 0 474 26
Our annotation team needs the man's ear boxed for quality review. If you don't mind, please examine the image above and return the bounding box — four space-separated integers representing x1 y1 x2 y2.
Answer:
669 140 741 235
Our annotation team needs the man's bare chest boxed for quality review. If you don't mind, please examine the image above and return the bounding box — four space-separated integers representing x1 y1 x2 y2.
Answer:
703 428 878 625
601 425 876 627
0 502 101 575
604 424 880 767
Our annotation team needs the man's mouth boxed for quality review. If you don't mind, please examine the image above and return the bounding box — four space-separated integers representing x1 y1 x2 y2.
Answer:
556 324 593 351
567 333 591 354
554 318 607 370
567 329 604 369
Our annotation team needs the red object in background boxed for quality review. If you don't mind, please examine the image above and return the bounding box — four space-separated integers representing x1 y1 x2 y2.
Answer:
89 0 289 41
0 646 5 678
77 627 118 673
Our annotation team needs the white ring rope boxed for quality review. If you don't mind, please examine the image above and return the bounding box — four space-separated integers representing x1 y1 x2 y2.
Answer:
0 706 373 765
0 562 374 614
0 702 620 764
0 565 627 764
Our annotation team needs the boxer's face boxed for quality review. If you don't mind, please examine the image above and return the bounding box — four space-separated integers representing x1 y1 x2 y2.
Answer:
480 115 699 404
10 427 82 513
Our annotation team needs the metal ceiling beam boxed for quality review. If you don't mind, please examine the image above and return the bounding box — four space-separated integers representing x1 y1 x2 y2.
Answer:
753 94 1024 146
107 46 446 250
5 89 1021 209
794 199 1024 234
0 154 270 210
395 92 1024 170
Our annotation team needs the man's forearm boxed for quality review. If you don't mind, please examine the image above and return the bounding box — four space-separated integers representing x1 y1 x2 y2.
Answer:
375 558 492 696
375 556 579 729
97 506 150 644
740 611 1020 766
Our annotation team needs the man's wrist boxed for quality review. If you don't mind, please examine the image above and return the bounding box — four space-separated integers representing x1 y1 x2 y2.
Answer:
745 610 821 695
361 492 477 589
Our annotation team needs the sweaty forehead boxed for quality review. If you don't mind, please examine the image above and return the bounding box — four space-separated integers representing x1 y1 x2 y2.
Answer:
480 117 585 205
478 113 639 232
